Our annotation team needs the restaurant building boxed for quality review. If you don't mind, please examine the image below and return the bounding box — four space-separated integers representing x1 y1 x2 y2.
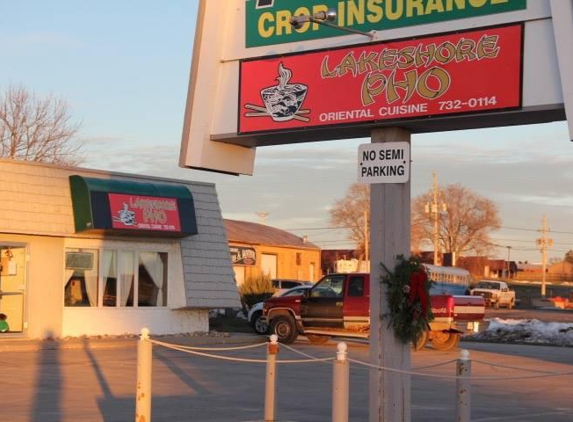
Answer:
0 159 239 339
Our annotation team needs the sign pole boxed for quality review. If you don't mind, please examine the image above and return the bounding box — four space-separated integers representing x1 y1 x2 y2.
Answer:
369 127 411 422
549 0 573 143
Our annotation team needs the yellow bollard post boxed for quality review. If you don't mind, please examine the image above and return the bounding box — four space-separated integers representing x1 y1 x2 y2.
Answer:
135 327 152 422
264 334 279 422
332 342 349 422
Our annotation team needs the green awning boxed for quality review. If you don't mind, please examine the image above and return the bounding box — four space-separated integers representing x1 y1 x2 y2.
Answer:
69 175 198 237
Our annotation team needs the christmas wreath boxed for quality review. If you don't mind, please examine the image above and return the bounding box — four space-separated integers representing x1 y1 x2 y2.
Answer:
380 255 434 345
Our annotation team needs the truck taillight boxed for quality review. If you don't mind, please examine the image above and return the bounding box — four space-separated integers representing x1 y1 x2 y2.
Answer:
445 296 455 317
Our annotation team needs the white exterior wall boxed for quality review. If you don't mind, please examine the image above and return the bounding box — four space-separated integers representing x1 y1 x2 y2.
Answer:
62 308 208 337
0 233 65 339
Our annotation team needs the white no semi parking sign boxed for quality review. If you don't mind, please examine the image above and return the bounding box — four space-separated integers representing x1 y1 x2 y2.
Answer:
357 142 410 184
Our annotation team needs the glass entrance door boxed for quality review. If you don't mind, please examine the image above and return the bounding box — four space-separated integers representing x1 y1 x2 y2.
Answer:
0 245 27 334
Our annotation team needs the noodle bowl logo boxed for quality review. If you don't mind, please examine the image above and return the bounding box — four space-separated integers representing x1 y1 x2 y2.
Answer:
112 197 176 226
113 203 137 226
243 62 310 123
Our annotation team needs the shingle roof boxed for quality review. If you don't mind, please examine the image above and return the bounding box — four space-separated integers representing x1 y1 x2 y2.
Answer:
224 219 319 249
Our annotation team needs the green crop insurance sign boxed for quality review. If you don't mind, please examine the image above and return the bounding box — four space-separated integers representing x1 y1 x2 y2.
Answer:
245 0 526 48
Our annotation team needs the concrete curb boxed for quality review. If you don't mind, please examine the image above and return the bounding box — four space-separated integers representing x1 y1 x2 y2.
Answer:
0 332 266 352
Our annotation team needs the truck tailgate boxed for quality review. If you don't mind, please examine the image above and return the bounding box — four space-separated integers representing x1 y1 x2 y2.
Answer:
452 295 485 320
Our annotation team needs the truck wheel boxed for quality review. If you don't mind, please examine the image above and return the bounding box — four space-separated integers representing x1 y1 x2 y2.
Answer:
270 315 299 344
493 300 500 309
413 330 429 351
250 311 269 335
306 334 330 345
508 300 514 310
431 332 460 351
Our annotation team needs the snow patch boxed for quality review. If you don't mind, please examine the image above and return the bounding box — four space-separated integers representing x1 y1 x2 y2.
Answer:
469 318 573 346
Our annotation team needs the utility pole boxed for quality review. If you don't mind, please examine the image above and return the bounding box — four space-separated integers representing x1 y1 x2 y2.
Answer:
536 215 553 297
425 171 446 265
506 246 512 278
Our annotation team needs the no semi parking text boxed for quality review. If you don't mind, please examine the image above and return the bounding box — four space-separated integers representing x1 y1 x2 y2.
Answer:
358 142 410 184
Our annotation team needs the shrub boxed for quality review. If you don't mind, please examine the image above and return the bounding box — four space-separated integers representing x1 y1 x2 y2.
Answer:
239 274 275 310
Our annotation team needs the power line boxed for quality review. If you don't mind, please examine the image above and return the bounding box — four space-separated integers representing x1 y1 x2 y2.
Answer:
498 226 539 232
500 225 573 235
284 226 349 231
311 239 355 244
285 224 573 236
490 237 571 246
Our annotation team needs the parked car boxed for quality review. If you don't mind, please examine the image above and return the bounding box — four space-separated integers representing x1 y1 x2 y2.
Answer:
248 285 312 335
272 279 312 296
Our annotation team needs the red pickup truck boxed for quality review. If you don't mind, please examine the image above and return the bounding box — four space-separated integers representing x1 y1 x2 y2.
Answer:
262 272 485 351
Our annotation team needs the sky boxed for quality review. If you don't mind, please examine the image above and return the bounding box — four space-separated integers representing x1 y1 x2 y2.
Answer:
2 1 573 264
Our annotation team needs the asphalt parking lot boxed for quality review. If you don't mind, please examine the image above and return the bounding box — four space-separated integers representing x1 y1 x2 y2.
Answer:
1 332 572 422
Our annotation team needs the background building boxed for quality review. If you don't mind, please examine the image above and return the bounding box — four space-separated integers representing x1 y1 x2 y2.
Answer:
225 219 321 284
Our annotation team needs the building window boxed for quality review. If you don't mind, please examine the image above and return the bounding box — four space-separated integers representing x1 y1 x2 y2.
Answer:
65 248 168 308
119 251 135 307
296 253 302 266
64 249 99 307
138 252 167 306
102 250 117 307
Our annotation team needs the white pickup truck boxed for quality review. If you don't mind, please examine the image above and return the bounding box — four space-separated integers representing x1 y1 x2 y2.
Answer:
471 280 516 309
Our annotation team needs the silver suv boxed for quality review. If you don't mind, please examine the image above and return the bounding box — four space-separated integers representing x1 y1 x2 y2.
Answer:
272 279 312 293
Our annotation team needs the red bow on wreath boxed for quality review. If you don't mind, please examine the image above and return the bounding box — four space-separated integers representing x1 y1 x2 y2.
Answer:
408 267 429 319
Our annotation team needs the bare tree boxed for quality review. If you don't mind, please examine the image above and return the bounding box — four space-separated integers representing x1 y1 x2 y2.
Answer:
329 183 370 259
330 183 435 258
410 217 426 255
330 182 500 261
412 184 501 259
0 85 82 166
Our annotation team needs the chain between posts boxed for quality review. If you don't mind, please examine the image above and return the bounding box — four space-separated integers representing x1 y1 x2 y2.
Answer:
137 331 573 422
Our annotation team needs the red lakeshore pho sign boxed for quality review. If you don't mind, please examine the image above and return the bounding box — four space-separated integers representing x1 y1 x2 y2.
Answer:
108 193 181 232
238 24 523 135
